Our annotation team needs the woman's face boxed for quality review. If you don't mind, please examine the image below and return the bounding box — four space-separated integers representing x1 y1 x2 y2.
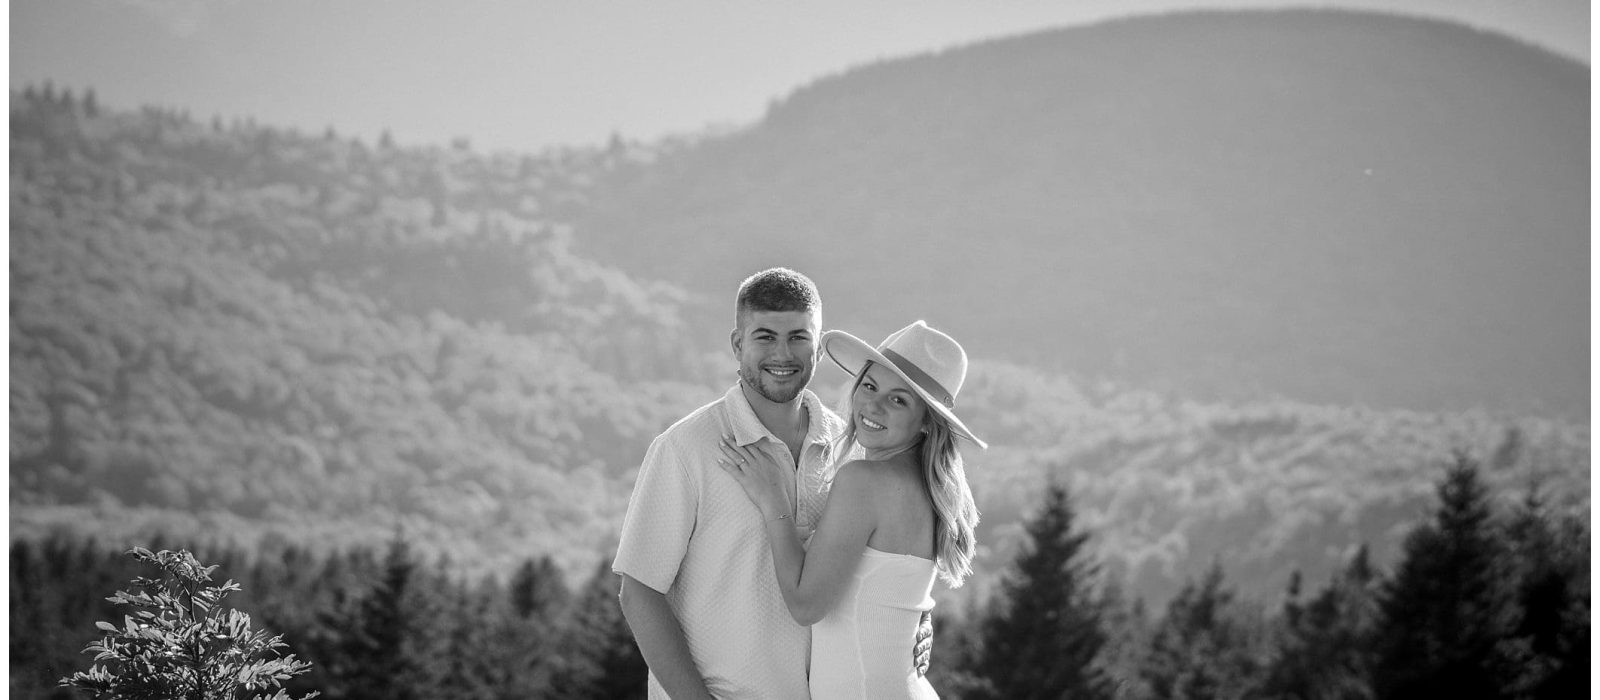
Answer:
851 363 929 458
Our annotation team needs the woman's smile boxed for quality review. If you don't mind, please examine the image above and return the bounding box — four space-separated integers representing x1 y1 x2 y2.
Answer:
851 365 928 456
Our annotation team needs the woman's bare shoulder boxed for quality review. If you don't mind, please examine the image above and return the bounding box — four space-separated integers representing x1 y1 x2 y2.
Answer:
830 459 897 494
833 458 921 493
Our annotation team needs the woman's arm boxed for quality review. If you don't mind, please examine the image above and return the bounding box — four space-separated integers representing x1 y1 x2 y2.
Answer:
718 437 876 625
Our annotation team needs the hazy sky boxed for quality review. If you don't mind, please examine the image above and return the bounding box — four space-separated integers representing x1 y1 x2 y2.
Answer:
10 0 1590 153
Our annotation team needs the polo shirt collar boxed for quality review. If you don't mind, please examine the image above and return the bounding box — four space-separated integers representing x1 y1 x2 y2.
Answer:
724 381 841 449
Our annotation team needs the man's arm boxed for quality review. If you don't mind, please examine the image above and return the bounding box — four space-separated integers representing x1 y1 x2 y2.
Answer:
618 574 714 700
914 609 932 676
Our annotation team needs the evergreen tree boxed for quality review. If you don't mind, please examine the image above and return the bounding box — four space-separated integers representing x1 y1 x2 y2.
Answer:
1097 578 1154 699
1498 480 1590 699
320 535 438 700
10 538 61 697
432 579 504 700
1261 547 1380 700
969 482 1116 700
1371 453 1519 699
509 555 570 622
922 602 989 698
1139 562 1268 700
548 559 647 700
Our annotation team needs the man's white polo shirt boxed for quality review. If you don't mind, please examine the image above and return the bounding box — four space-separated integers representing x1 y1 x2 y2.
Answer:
614 382 845 700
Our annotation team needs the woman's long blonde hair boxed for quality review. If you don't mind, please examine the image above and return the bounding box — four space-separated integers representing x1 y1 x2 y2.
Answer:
834 364 980 587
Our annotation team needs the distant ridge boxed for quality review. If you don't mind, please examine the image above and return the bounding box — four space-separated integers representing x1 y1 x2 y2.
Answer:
8 77 1586 609
576 8 1588 420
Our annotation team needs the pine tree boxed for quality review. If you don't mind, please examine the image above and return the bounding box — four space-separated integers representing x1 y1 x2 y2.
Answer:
969 482 1116 700
10 538 60 695
322 535 438 700
1261 547 1380 700
548 559 647 700
509 555 570 622
1095 578 1153 699
1140 562 1268 700
1498 480 1590 699
922 602 989 698
1371 453 1519 699
432 579 503 700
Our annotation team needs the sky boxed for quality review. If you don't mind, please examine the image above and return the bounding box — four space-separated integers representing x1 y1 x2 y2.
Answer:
8 0 1592 153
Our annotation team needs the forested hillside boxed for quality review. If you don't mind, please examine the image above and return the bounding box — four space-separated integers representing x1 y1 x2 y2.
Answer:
9 77 1587 611
954 365 1586 605
577 9 1589 420
9 86 717 579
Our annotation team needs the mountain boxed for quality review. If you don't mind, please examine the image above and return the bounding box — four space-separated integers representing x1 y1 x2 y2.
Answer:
8 14 1588 610
574 9 1589 421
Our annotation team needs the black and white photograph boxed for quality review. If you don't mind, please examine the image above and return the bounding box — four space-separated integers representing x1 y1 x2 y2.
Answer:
9 1 1590 698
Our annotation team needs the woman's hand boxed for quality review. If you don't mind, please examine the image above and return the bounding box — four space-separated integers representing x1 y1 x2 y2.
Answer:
716 436 792 521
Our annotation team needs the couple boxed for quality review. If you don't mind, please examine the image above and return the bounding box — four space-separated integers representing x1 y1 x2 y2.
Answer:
613 267 985 699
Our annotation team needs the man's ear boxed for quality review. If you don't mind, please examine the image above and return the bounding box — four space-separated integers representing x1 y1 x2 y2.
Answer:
729 327 742 358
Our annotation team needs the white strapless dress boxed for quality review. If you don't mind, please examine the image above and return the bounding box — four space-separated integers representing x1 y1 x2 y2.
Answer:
809 546 939 700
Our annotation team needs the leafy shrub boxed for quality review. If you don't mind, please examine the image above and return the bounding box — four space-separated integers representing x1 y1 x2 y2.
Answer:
59 547 318 700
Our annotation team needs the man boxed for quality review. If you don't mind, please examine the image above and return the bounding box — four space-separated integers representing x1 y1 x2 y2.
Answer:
614 268 930 699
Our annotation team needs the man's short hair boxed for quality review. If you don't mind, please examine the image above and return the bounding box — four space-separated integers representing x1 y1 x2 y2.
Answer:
734 268 821 327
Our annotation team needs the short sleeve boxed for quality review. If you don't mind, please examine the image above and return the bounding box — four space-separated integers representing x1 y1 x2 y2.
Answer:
612 434 699 593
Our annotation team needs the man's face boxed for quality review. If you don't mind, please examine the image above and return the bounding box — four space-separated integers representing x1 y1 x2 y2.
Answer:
731 308 821 405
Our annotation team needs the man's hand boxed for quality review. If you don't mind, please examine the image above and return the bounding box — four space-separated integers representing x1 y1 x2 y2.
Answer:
913 610 933 676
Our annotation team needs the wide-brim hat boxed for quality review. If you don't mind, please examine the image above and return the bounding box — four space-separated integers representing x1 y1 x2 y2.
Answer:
822 321 987 450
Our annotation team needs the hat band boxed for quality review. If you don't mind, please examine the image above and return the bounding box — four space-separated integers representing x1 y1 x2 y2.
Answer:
881 348 955 409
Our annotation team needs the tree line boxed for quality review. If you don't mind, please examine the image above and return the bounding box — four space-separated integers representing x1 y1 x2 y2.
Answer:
931 453 1587 699
17 454 1585 699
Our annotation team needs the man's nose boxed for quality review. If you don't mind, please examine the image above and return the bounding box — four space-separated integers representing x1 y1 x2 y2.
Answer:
772 341 794 361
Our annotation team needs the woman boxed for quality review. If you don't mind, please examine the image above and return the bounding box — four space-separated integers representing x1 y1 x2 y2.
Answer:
718 320 984 700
